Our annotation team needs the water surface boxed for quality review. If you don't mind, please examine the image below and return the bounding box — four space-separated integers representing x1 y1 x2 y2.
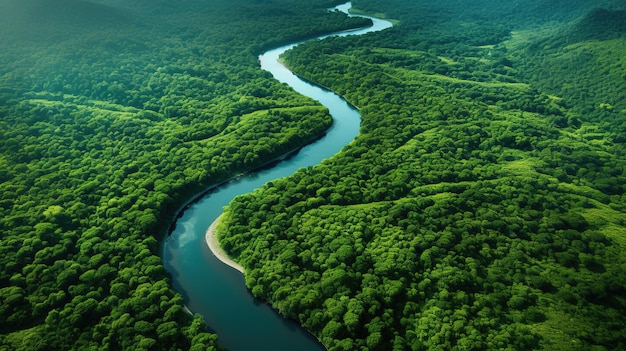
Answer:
162 3 391 350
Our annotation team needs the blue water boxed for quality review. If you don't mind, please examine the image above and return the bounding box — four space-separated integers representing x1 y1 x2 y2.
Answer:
162 3 391 350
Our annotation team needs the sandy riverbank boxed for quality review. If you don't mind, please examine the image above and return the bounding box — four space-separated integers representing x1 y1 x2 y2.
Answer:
204 216 244 274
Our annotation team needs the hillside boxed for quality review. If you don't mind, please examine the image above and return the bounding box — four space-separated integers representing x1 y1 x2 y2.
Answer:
1 0 625 349
0 0 369 349
218 0 626 350
571 8 626 41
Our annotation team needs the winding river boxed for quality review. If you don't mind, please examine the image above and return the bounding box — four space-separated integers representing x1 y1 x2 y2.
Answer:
162 3 392 350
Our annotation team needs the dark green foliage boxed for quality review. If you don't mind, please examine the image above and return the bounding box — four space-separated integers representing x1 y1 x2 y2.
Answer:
3 0 625 349
567 8 626 43
0 0 368 349
218 0 626 350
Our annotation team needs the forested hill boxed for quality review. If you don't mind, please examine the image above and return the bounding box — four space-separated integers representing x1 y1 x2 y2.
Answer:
218 0 626 350
0 0 370 350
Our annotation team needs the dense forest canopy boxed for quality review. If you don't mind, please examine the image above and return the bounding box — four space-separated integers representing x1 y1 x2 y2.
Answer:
217 0 626 350
1 0 625 350
0 0 369 350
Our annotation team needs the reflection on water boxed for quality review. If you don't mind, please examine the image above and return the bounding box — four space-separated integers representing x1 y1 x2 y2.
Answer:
162 3 392 351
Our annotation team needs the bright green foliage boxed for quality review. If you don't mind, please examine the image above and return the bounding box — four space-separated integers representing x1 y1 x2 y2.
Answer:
219 0 626 350
0 0 370 349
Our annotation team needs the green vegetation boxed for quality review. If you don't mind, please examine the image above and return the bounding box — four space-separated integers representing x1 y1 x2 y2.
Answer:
3 0 626 350
0 0 370 350
218 0 626 350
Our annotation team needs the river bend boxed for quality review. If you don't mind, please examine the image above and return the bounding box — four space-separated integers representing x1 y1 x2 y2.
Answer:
162 3 392 350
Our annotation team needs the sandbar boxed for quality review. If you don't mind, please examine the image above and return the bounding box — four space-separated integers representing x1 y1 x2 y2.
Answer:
205 215 244 274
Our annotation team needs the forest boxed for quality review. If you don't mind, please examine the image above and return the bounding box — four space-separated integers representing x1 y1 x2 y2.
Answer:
217 0 626 350
1 0 625 350
0 0 369 350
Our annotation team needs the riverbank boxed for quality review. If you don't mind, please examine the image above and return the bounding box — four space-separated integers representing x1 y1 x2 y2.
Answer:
205 215 244 274
163 3 392 350
205 216 330 351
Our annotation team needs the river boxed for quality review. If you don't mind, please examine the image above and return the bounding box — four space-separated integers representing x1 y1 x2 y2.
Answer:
162 3 392 350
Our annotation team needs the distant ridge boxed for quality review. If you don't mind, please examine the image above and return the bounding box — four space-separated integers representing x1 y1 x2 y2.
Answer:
570 8 626 42
526 7 626 50
507 0 625 25
0 0 129 29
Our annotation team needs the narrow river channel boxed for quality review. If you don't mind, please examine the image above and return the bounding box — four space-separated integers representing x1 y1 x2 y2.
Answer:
162 3 392 350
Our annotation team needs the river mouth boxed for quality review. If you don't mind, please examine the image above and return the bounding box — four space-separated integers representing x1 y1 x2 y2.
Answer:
162 3 391 350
